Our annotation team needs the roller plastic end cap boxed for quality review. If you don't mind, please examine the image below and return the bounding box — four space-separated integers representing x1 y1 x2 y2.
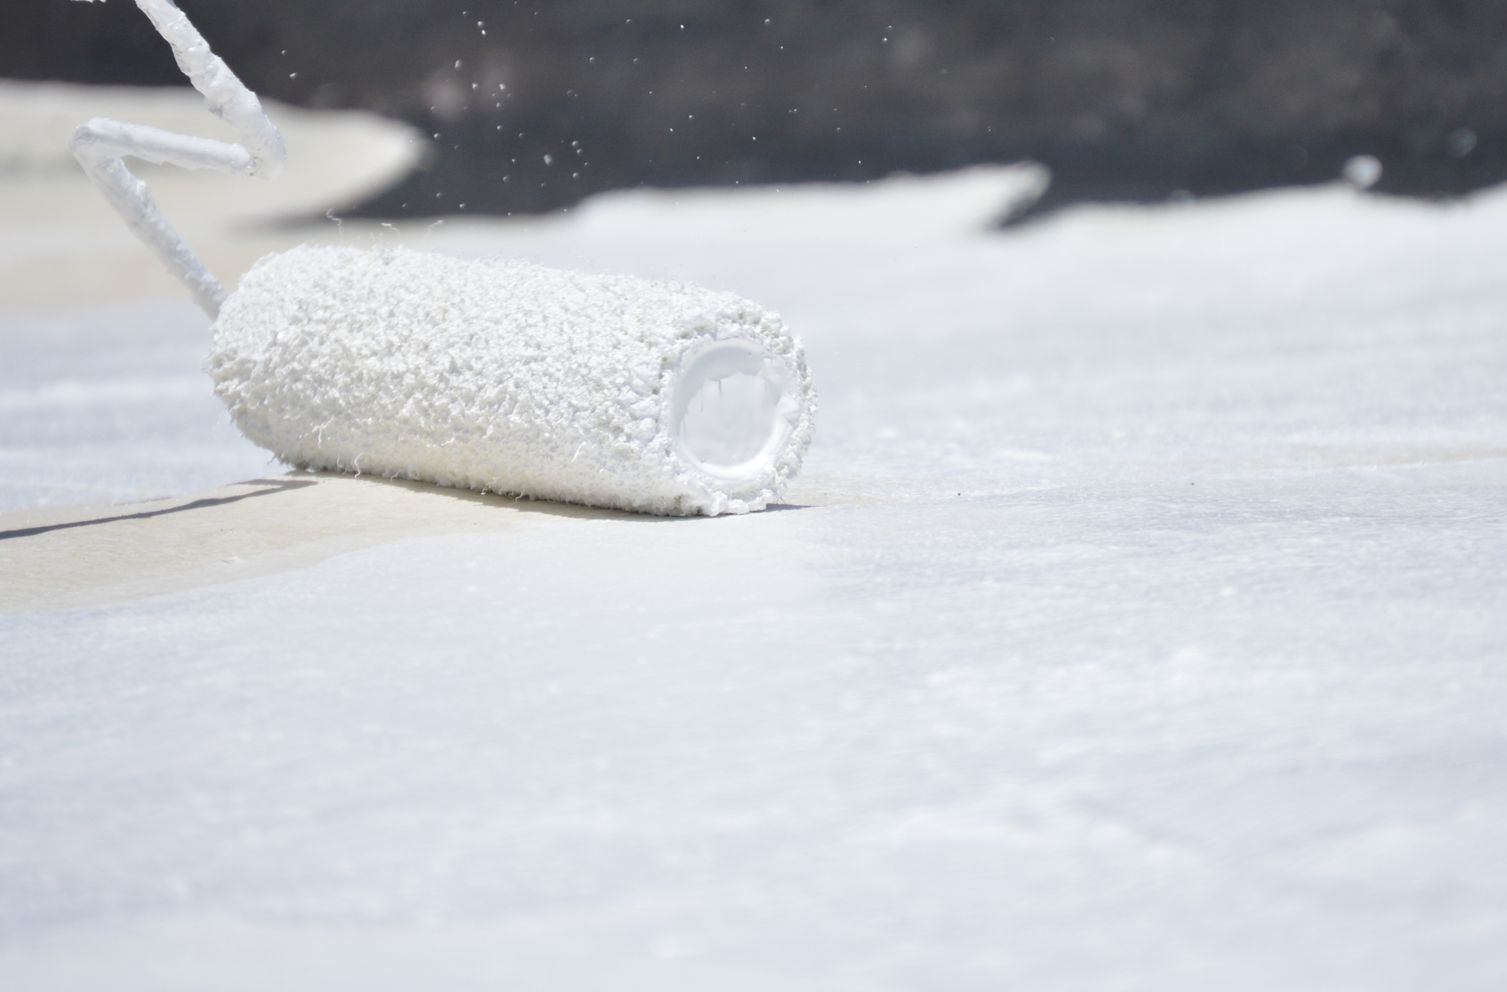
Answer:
667 339 808 509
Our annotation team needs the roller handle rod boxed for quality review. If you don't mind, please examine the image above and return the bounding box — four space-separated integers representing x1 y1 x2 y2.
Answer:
69 0 286 318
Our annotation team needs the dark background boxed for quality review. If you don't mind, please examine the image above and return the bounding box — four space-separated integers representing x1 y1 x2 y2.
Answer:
9 0 1507 220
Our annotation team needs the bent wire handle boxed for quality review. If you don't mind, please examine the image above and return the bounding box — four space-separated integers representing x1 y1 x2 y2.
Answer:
70 0 286 318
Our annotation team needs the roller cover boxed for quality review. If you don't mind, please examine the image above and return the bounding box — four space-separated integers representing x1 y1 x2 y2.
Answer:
209 245 816 516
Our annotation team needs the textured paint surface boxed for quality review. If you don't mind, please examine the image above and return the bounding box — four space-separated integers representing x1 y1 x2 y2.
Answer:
2 158 1506 991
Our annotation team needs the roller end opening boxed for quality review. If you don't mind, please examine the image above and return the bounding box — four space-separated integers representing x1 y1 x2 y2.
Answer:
670 340 800 486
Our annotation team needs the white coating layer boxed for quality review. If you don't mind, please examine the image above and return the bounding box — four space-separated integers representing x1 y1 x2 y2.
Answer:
209 245 816 516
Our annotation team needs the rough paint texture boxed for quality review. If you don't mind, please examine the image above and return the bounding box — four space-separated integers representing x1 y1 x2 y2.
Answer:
209 245 816 515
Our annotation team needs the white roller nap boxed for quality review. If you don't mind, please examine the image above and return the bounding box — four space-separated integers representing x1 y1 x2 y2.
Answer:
211 245 816 515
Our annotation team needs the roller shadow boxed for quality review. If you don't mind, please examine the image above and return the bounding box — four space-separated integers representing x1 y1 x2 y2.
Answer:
339 472 676 524
0 477 318 542
306 471 812 521
0 470 812 612
0 470 810 547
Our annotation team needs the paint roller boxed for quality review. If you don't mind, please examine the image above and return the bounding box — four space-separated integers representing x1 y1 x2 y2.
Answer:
71 0 816 516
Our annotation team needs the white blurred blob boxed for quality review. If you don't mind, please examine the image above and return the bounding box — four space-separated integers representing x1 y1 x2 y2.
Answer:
1342 155 1383 190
